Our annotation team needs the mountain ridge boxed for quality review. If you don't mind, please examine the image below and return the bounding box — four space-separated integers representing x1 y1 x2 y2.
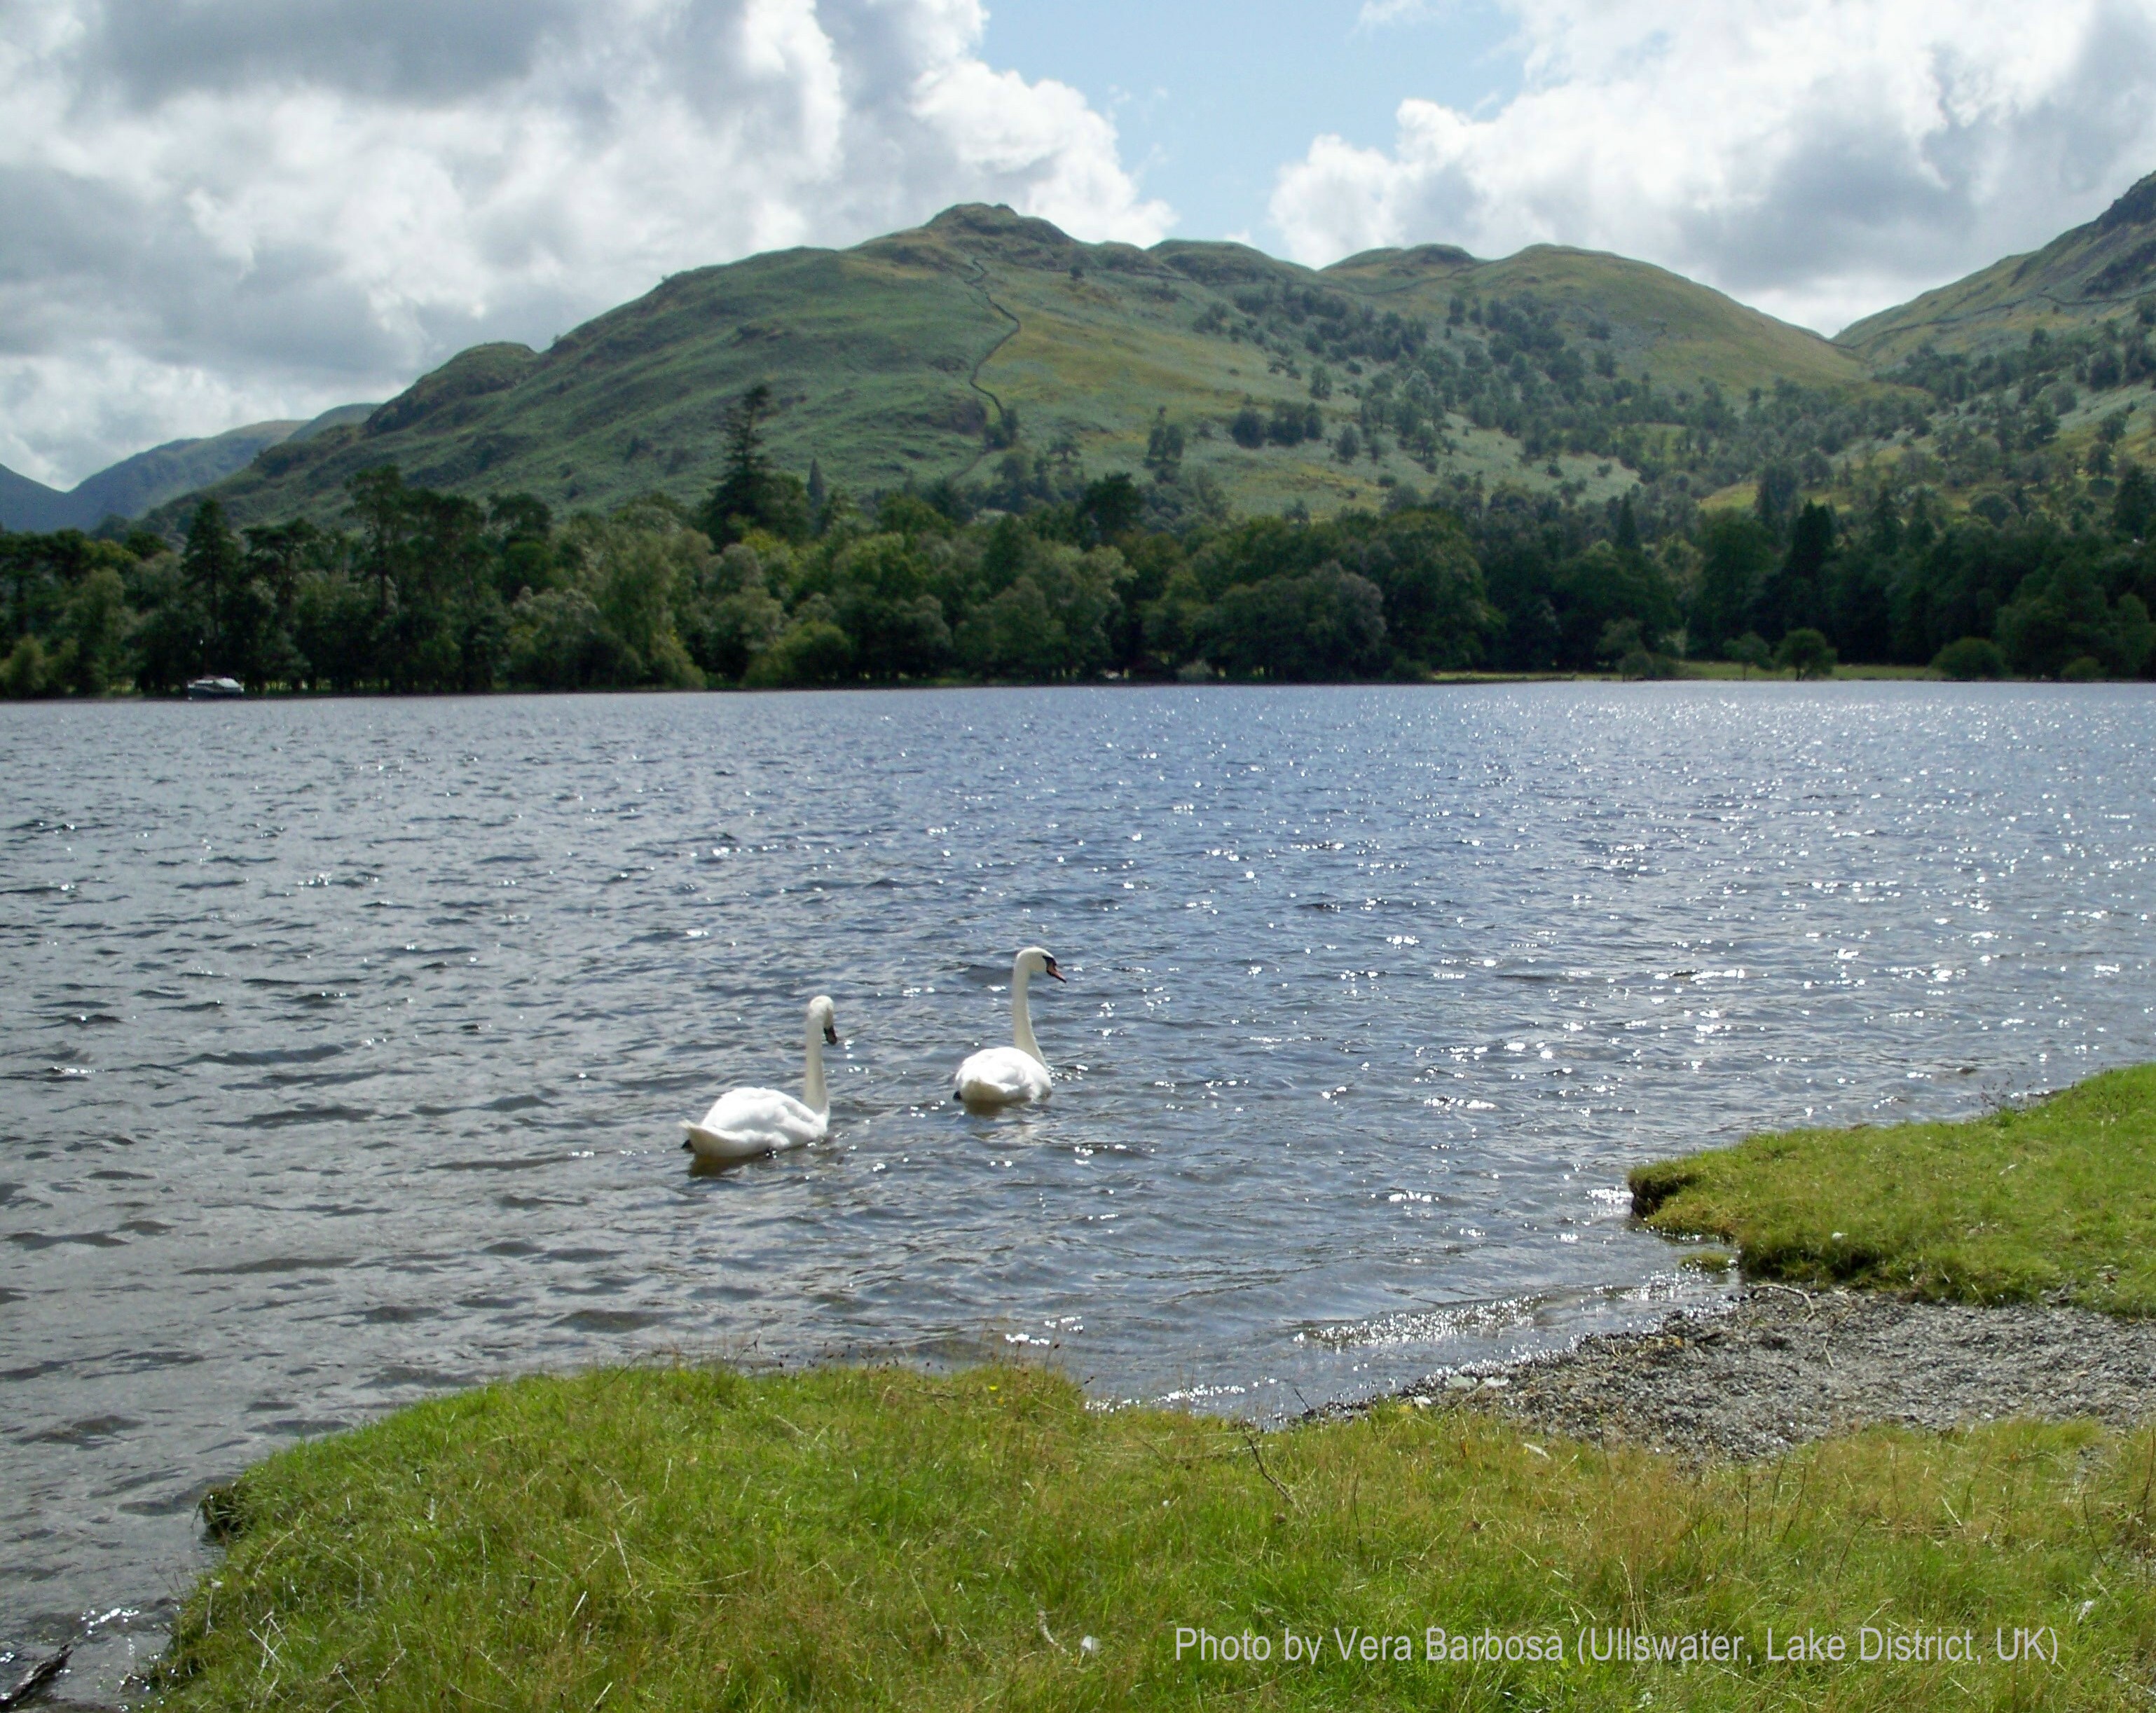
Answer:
50 171 2156 539
142 202 1874 532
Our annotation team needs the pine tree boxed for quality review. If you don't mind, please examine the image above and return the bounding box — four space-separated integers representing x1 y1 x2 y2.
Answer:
183 499 242 669
702 383 774 545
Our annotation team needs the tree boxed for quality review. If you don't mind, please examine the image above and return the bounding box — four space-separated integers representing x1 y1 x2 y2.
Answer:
62 565 129 694
347 465 415 629
1598 617 1647 673
2115 460 2155 539
1752 460 1799 538
701 383 809 546
1753 500 1833 640
811 532 951 679
1692 513 1775 650
489 493 556 598
1144 411 1184 476
182 499 242 670
1776 626 1836 679
1997 564 2152 678
746 615 854 687
1201 564 1385 680
1548 541 1678 669
1723 632 1771 677
1347 510 1498 670
1078 474 1144 544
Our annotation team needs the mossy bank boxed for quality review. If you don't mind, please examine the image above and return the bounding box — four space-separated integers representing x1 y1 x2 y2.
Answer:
1630 1063 2156 1313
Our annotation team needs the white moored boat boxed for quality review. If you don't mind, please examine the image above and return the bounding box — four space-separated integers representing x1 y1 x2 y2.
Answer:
184 676 245 700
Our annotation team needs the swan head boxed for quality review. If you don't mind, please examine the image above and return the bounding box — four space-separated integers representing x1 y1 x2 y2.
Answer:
808 994 839 1044
1016 947 1065 983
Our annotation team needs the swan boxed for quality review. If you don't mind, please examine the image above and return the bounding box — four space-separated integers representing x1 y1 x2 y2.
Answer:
682 996 839 1162
954 947 1065 1107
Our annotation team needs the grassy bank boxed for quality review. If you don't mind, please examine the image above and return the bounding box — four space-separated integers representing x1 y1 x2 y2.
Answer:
158 1364 2156 1709
1630 1064 2156 1313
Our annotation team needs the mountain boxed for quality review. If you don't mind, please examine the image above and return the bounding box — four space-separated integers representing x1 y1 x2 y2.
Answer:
0 463 76 535
0 417 318 532
1839 171 2156 365
157 203 1873 532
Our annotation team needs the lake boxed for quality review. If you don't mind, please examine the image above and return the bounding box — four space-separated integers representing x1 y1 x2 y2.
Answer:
4 682 2152 1684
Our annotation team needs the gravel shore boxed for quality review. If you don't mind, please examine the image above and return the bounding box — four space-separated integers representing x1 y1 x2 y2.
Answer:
1407 1287 2156 1459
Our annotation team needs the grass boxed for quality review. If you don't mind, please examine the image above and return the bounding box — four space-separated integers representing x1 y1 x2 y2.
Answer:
1678 661 1942 680
1630 1064 2156 1314
157 1363 2156 1711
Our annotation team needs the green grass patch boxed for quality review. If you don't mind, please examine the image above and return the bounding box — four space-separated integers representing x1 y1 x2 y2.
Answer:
1630 1064 2156 1312
157 1363 2156 1709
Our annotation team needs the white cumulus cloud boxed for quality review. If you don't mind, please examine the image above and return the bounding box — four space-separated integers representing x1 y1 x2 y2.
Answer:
0 0 1170 488
1272 0 2156 336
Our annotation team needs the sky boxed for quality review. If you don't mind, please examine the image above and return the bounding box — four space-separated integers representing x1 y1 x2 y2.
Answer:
5 0 2156 489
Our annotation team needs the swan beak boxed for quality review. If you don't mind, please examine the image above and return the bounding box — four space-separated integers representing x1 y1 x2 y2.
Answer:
824 1023 840 1045
1044 959 1066 982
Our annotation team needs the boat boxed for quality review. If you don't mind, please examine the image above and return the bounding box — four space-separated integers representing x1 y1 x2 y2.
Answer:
184 676 245 700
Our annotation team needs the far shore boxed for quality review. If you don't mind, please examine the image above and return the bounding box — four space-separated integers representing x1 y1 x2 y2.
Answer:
19 661 2150 706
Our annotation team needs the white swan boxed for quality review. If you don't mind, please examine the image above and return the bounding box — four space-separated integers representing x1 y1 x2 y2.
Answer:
682 996 839 1162
954 947 1065 1107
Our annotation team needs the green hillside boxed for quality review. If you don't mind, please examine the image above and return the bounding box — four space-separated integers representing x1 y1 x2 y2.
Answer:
1839 170 2156 364
162 204 1876 531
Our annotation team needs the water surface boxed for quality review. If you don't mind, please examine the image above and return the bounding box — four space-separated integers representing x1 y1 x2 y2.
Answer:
4 682 2152 1681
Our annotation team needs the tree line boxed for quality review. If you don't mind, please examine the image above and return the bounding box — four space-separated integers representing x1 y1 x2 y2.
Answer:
5 384 2156 697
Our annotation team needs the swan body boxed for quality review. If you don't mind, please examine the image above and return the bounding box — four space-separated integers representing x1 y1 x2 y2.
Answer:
954 1045 1052 1106
685 996 839 1162
955 948 1064 1108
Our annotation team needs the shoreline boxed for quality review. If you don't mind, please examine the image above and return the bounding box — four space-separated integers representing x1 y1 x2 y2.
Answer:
1423 1284 2156 1461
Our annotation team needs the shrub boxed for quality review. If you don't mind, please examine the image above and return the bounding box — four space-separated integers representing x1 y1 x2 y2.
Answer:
1931 636 2006 680
2062 654 2105 681
1 635 56 698
745 619 853 687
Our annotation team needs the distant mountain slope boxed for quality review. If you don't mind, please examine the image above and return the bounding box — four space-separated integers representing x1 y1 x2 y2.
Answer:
68 420 305 524
0 418 314 532
1839 171 2156 365
161 203 1872 531
0 463 75 533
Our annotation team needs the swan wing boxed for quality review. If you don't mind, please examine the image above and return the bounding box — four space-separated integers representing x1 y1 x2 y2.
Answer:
955 1046 1052 1106
684 1086 827 1160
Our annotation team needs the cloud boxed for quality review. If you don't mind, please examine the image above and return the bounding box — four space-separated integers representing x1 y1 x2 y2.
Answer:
1270 0 2156 336
0 0 1171 487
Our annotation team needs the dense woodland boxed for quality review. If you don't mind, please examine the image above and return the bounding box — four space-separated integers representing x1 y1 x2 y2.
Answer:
6 355 2156 698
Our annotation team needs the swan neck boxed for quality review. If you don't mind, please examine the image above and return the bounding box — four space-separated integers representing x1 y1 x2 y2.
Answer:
802 1023 829 1113
1012 966 1043 1065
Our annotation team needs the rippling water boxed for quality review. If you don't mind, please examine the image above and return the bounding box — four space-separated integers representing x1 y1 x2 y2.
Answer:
5 682 2154 1679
